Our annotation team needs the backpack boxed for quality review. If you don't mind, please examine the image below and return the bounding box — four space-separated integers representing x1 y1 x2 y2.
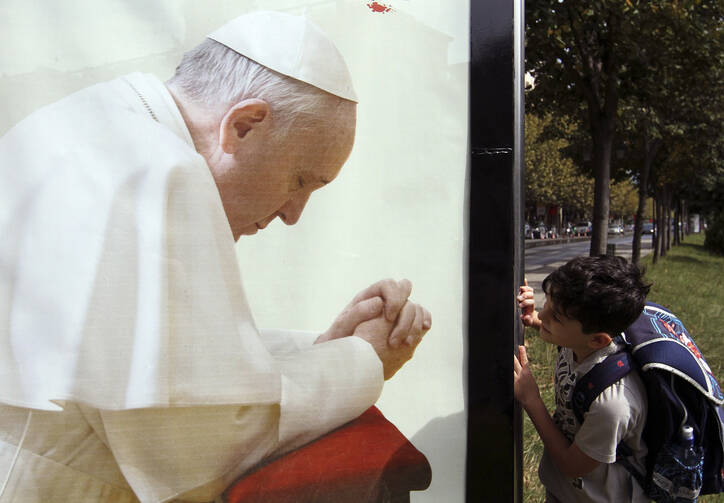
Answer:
571 302 724 503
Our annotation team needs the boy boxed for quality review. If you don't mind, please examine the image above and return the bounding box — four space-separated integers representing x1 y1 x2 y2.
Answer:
514 255 651 502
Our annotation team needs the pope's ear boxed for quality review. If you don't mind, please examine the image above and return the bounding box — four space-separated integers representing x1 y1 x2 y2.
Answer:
219 99 270 154
588 332 613 350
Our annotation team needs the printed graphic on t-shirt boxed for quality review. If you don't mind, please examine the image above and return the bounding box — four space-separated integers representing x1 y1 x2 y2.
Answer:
553 351 579 441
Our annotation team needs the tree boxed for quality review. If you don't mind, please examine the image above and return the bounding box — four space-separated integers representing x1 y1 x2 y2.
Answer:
525 113 594 222
651 1 723 259
634 0 724 262
527 1 636 255
615 97 663 264
526 0 723 257
609 178 638 222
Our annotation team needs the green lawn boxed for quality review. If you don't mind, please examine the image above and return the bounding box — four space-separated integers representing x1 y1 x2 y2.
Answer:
522 232 724 502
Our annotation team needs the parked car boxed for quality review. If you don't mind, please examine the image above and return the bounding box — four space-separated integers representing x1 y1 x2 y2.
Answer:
532 223 548 239
574 221 592 236
642 223 654 234
607 224 624 235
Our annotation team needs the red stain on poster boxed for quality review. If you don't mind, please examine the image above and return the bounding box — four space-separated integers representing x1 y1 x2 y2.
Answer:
367 1 392 13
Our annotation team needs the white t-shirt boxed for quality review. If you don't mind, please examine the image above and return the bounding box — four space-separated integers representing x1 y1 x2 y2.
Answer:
539 343 649 503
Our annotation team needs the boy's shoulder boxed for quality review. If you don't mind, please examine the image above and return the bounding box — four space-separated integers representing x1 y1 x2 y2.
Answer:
572 342 647 423
588 368 647 421
576 369 648 465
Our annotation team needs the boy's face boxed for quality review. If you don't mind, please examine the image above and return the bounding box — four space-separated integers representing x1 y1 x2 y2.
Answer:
538 294 595 357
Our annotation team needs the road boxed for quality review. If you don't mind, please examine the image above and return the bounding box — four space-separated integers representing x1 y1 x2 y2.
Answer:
524 234 654 307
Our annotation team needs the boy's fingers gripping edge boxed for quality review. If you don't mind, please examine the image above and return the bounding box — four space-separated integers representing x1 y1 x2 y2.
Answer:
518 345 529 367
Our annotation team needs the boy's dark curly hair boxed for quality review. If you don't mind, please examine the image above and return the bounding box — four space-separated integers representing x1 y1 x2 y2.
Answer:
542 255 651 336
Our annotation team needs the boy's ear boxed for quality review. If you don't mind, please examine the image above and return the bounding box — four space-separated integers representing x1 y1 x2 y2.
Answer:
588 332 613 350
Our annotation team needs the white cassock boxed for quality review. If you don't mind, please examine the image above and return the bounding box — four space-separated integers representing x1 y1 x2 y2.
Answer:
0 72 383 502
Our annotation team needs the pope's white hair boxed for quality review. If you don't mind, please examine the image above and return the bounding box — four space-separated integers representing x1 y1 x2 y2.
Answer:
167 39 353 138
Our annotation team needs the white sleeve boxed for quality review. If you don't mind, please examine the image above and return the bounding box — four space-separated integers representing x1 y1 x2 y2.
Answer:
574 380 645 464
273 336 383 453
258 328 319 355
97 336 383 503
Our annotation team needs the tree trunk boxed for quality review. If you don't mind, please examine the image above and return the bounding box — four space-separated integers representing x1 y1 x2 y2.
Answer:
659 188 668 257
554 207 562 239
674 202 679 246
674 199 681 246
653 194 660 264
632 137 657 266
664 190 672 253
590 130 614 256
632 187 645 266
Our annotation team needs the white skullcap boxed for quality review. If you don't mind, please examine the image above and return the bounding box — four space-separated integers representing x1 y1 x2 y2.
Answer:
208 11 358 102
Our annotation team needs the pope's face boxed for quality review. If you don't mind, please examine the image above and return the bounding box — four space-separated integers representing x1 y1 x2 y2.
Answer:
217 104 356 240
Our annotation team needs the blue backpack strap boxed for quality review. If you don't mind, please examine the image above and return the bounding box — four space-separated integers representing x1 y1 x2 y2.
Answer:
572 351 634 424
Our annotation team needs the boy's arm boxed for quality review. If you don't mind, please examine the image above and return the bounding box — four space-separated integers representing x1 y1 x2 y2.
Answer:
518 280 542 330
513 346 600 479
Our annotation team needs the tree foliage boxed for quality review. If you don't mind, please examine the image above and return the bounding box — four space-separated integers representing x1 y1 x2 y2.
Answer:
527 0 638 254
525 114 593 215
526 0 723 258
525 114 648 224
609 179 638 220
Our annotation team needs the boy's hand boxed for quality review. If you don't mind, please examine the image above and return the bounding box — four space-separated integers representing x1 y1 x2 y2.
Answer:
514 345 602 479
513 345 541 409
517 279 541 329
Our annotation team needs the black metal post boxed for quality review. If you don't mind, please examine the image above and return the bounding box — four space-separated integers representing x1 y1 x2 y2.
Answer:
466 0 525 501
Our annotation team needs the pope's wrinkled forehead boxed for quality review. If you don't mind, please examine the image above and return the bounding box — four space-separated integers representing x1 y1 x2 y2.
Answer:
283 101 357 180
207 11 358 102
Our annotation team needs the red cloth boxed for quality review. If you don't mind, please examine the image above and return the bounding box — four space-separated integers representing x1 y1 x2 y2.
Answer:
224 406 432 502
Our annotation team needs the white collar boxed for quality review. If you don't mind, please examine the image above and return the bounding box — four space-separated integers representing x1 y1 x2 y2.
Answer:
120 72 195 149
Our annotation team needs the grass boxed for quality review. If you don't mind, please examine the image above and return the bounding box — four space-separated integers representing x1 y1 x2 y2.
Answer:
522 233 724 502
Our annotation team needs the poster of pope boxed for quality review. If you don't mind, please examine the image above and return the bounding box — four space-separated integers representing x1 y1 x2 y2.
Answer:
0 2 468 501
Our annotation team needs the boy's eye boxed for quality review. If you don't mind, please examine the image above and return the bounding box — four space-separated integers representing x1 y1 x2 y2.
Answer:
297 176 305 189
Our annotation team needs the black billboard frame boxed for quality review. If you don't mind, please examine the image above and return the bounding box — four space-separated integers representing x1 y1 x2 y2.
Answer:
466 0 525 501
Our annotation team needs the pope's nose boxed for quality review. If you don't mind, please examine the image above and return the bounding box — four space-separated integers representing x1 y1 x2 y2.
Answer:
279 193 311 225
